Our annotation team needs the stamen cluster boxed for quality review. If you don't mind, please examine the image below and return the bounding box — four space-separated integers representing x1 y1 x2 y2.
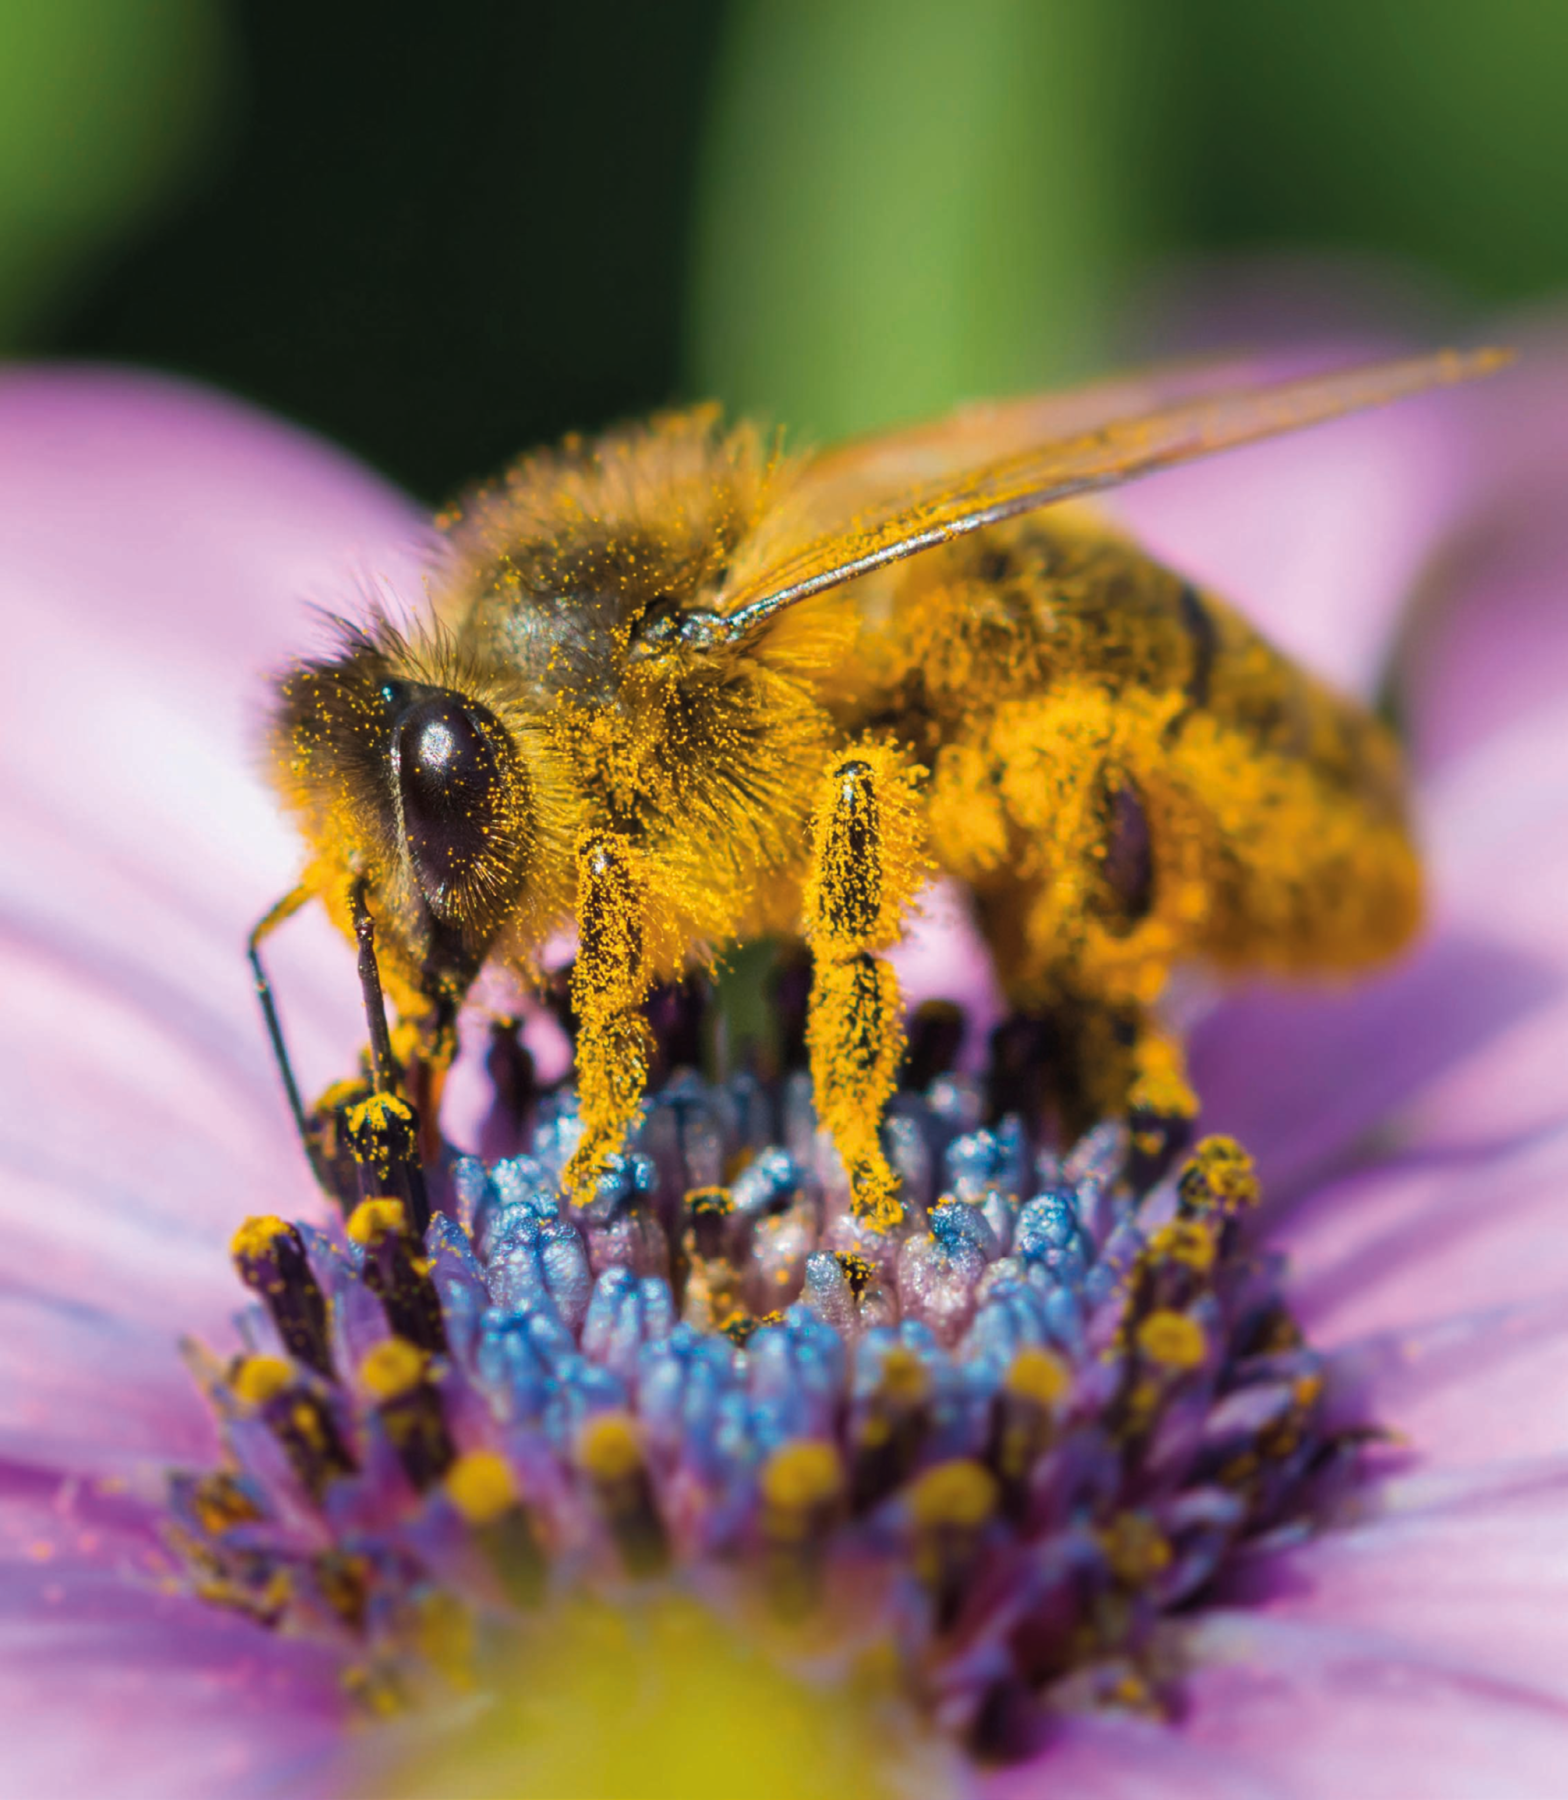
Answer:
172 1042 1359 1757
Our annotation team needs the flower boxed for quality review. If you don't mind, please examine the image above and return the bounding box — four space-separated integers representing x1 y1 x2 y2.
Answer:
4 347 1568 1797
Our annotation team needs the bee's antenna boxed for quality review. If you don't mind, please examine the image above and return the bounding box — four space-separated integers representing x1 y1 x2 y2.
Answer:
248 886 332 1191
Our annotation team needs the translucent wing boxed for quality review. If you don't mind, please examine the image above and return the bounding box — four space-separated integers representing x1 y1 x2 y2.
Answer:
717 348 1508 641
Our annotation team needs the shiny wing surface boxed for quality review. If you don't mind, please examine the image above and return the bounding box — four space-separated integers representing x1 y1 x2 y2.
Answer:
718 348 1508 640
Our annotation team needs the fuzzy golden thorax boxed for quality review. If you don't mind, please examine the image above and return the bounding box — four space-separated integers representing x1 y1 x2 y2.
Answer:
432 410 848 969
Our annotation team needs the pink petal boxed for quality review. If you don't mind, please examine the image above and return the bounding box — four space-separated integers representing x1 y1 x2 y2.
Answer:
1 1484 345 1799
0 368 426 1259
1403 315 1568 774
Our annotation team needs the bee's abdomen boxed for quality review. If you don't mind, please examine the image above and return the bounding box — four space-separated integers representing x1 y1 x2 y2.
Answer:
840 512 1422 1001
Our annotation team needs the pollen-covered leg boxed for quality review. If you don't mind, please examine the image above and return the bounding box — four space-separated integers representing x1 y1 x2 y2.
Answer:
804 742 927 1231
1126 1018 1198 1185
563 833 656 1201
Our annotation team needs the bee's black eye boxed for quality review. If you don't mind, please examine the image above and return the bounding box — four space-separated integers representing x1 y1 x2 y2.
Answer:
393 694 506 917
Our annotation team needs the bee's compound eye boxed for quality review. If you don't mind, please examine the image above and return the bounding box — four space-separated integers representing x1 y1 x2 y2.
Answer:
393 694 506 917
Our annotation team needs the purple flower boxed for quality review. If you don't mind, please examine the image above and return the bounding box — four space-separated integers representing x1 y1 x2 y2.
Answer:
3 348 1567 1797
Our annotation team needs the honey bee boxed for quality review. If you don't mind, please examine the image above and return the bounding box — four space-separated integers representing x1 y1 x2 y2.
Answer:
256 350 1502 1226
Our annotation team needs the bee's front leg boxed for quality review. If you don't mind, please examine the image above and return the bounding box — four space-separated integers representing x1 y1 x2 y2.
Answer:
804 742 927 1232
562 833 655 1201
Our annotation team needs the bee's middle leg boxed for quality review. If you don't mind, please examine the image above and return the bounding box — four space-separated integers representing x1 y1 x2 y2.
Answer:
562 833 655 1201
804 743 926 1232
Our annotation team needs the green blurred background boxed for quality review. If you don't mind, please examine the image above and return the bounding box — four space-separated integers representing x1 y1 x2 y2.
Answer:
6 0 1564 499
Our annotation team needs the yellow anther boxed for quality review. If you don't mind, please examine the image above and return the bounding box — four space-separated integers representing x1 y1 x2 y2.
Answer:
760 1441 843 1518
576 1412 644 1483
359 1337 428 1400
1147 1217 1217 1275
342 1661 406 1719
1005 1345 1070 1408
229 1215 289 1265
1128 1031 1198 1122
231 1355 291 1406
191 1472 262 1534
314 1076 368 1115
346 1197 407 1247
444 1450 519 1526
1179 1136 1261 1215
347 1092 415 1137
833 1251 875 1296
1100 1511 1172 1585
908 1459 999 1531
1135 1309 1207 1371
685 1185 733 1216
877 1345 931 1404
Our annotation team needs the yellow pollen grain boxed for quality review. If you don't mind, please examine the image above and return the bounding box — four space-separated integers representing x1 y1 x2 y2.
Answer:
761 1440 843 1515
1100 1511 1172 1584
1005 1345 1070 1408
360 1337 428 1400
877 1345 930 1404
1148 1218 1217 1274
833 1251 875 1296
192 1473 261 1534
908 1459 998 1531
347 1197 407 1247
1293 1373 1325 1410
444 1450 519 1526
231 1355 292 1405
1136 1309 1207 1370
1128 1032 1198 1123
576 1412 644 1483
348 1092 416 1136
1182 1136 1261 1214
314 1076 368 1114
230 1215 289 1264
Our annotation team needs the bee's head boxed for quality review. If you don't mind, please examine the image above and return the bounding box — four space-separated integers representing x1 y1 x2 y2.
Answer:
268 621 574 1006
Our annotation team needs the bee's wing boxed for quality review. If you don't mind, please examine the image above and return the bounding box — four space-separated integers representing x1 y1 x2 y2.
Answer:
787 356 1265 498
717 348 1507 639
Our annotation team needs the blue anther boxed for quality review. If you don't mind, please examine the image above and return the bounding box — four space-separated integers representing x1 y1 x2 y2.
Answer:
491 1154 554 1211
582 1268 676 1384
1016 1190 1089 1284
475 1305 576 1422
424 1214 489 1357
637 1325 742 1480
930 1198 1001 1261
537 1221 592 1331
746 1306 845 1445
549 1354 628 1450
449 1156 497 1238
962 1278 1049 1369
944 1128 1002 1200
731 1145 801 1217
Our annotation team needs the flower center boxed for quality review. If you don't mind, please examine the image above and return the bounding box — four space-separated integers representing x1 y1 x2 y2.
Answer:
169 1003 1357 1762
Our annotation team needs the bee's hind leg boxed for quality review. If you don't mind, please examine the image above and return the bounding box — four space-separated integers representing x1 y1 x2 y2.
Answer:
561 833 656 1203
804 742 927 1233
1125 1016 1198 1188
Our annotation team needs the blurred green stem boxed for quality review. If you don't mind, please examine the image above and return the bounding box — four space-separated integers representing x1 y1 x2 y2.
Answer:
0 0 231 348
687 0 1171 438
